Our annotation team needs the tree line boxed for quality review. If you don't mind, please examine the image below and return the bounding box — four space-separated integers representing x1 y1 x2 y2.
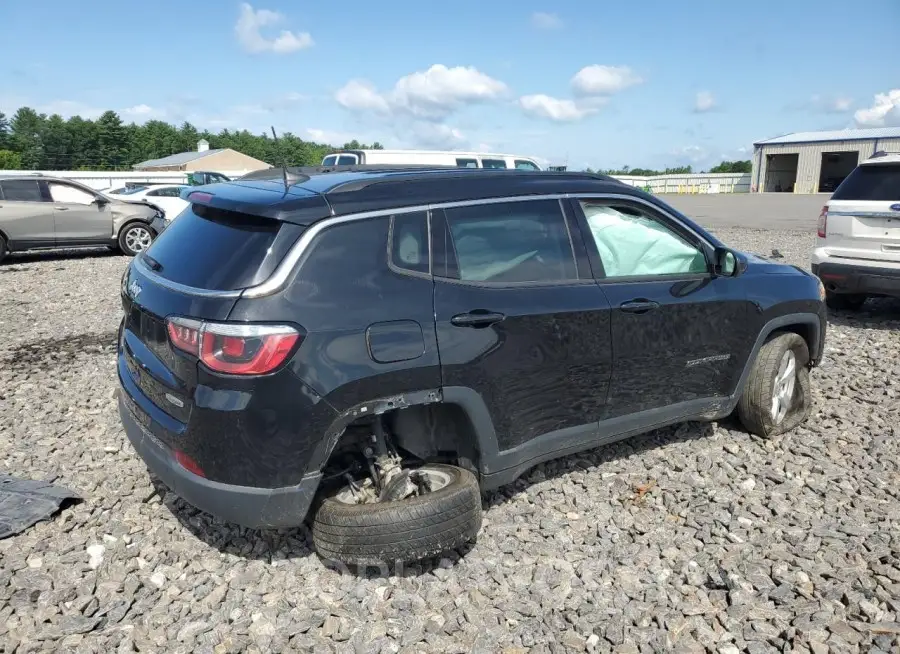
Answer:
0 107 384 171
587 160 751 176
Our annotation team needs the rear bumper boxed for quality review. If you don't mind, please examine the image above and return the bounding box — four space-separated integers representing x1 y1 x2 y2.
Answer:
118 390 322 529
812 261 900 298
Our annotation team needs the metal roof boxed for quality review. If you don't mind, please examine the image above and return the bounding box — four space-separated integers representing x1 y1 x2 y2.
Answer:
754 127 900 146
134 149 226 169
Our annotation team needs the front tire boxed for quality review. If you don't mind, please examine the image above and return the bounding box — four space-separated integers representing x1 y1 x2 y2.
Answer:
118 223 155 257
312 463 482 566
737 332 811 438
825 290 866 311
0 235 7 264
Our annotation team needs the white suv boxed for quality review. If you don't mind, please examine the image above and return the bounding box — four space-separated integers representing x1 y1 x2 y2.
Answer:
812 151 900 310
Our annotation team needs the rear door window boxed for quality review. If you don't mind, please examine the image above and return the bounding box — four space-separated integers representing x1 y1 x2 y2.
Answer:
323 156 337 165
337 155 358 165
143 204 302 290
0 179 45 202
456 158 478 168
515 160 540 170
440 199 577 283
480 159 507 169
831 164 900 201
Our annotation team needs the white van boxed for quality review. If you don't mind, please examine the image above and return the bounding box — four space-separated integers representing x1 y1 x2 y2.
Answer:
321 149 542 171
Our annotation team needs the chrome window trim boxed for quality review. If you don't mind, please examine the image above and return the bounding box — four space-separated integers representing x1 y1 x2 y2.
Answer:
134 192 711 299
828 211 900 218
132 255 243 298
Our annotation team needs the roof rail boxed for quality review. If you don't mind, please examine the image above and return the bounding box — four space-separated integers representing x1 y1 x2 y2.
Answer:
870 150 900 158
237 163 460 183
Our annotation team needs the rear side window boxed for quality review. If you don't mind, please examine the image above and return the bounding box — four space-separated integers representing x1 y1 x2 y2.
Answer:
337 155 358 165
0 179 44 202
440 200 577 284
831 164 900 201
480 159 507 169
456 158 478 168
390 212 429 275
143 205 302 290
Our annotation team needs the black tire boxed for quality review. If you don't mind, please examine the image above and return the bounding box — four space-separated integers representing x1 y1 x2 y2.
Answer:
0 235 7 264
118 222 155 257
825 290 866 311
312 463 482 566
737 332 811 438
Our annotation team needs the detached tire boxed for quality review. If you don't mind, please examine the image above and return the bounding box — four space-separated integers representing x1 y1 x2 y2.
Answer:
312 464 482 566
737 332 811 438
118 222 155 257
825 290 866 311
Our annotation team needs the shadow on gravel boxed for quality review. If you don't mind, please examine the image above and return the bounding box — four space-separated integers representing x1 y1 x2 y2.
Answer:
482 420 715 512
1 248 119 266
151 476 478 577
827 297 900 331
1 330 118 372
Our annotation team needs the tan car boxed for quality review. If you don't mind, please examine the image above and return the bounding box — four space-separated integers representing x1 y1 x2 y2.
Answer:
0 174 161 263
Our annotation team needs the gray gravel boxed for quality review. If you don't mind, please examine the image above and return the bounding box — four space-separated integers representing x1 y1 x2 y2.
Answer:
1 231 900 654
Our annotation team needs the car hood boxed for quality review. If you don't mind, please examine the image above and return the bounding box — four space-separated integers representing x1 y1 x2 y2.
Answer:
743 251 811 276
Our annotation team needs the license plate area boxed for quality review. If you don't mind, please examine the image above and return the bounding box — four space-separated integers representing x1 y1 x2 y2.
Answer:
852 215 900 240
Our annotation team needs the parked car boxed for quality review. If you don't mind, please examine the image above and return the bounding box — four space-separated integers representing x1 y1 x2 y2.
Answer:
117 166 827 565
812 151 900 310
105 184 190 220
0 175 163 262
321 149 542 170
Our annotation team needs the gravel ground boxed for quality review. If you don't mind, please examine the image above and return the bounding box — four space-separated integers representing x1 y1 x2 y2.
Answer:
1 229 899 654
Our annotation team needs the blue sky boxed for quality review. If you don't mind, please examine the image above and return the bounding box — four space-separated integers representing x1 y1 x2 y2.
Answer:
1 0 898 171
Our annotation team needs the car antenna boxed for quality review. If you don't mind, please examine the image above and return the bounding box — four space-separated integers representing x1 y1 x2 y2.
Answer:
270 125 290 193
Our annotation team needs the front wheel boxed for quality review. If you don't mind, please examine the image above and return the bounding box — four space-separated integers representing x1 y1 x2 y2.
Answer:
312 463 482 566
118 223 155 257
737 332 812 438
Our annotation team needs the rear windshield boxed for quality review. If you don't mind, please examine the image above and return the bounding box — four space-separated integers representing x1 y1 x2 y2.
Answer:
142 204 302 290
831 164 900 202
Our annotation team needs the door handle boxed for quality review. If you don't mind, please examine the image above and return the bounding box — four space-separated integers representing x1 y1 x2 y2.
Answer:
55 206 69 210
619 299 660 314
450 310 506 328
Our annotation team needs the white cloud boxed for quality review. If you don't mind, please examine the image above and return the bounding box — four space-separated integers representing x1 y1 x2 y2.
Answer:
854 89 900 127
531 12 562 29
693 91 716 113
519 94 601 122
304 127 363 145
235 3 313 54
335 80 392 114
335 65 508 121
406 122 467 149
38 100 104 120
798 94 854 114
571 65 642 96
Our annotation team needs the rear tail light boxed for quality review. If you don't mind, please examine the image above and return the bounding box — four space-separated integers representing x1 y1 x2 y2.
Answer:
174 450 206 477
166 317 301 375
817 206 828 238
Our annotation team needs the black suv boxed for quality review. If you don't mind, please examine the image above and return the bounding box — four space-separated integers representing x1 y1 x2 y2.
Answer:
117 166 827 565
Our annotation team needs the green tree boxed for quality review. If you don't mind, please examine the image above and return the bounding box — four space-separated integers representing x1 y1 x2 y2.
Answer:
97 110 127 170
0 112 9 150
66 116 101 169
10 107 46 170
709 160 751 173
0 150 22 169
41 114 72 169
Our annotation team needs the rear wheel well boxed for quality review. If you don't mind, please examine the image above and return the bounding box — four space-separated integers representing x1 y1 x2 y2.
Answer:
320 402 482 485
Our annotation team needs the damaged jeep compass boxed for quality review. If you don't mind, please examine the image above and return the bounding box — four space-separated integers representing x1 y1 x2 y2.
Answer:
117 166 827 565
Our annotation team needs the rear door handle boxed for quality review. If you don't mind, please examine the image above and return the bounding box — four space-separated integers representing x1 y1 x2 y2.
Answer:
450 310 506 328
619 299 660 314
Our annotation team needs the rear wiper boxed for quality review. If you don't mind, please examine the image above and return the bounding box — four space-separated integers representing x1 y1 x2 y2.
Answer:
142 254 163 272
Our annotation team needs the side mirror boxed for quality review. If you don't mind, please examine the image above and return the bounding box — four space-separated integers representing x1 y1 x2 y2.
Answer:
714 247 742 277
93 195 109 206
